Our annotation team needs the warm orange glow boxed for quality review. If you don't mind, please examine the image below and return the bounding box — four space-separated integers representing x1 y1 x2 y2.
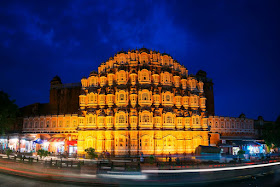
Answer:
21 48 254 155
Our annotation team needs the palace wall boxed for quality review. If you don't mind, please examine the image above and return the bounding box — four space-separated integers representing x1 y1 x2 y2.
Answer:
209 116 255 138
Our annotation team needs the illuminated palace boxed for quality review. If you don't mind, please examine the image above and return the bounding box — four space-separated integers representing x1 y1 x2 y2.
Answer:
23 48 211 155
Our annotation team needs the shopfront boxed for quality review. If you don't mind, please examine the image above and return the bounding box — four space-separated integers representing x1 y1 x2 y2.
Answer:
243 143 266 154
66 140 77 155
48 137 65 154
20 139 33 153
8 137 19 151
0 139 8 150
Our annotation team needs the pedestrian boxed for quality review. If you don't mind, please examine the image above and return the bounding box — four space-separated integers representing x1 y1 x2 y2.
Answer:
140 156 144 163
169 154 172 165
176 157 180 166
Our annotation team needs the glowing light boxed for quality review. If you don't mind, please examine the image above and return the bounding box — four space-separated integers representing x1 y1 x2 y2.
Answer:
142 161 280 173
10 138 18 141
98 172 147 180
54 142 64 147
43 142 49 146
248 145 254 154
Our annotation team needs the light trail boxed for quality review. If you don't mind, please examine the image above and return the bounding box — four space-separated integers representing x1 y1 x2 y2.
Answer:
98 172 148 180
142 161 280 174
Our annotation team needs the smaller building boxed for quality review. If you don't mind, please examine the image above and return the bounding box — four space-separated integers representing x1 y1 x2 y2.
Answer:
23 114 78 155
209 114 259 155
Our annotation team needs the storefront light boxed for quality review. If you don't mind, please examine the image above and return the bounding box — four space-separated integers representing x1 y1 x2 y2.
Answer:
43 142 50 146
54 142 64 146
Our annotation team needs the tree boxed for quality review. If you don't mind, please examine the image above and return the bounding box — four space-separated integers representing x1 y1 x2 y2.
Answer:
149 155 155 164
237 150 245 155
0 91 19 135
262 116 280 150
37 149 50 159
6 148 12 159
84 147 98 159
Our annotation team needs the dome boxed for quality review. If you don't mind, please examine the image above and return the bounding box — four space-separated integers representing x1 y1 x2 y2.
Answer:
50 75 62 85
138 47 150 53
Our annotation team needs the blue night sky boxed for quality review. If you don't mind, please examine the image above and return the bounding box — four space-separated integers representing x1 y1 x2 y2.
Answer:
0 1 279 121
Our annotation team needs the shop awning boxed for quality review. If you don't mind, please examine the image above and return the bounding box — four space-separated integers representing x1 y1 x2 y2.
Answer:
48 138 65 142
66 140 77 146
231 140 262 146
24 137 36 141
33 138 43 144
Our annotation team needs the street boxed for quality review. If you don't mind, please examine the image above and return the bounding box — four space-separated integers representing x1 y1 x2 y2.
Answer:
1 167 280 187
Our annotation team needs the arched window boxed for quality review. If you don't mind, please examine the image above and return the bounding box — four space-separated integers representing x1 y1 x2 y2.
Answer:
119 115 125 123
143 73 147 80
166 95 170 101
142 93 148 100
167 116 172 123
52 121 56 128
120 94 124 100
165 75 168 83
89 117 92 123
143 114 149 122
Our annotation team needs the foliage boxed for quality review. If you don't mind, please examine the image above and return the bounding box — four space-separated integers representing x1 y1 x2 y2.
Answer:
149 155 155 164
6 148 12 158
262 116 280 148
237 150 245 155
0 91 19 135
37 149 50 158
85 147 98 159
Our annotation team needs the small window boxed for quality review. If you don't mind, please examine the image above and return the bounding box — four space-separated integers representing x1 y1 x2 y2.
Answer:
52 121 56 128
167 116 172 123
143 114 149 122
119 115 125 123
166 95 170 101
142 93 148 101
59 121 63 127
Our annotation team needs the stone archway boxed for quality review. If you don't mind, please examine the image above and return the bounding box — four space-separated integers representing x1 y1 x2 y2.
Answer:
140 134 153 155
162 135 177 154
85 136 96 150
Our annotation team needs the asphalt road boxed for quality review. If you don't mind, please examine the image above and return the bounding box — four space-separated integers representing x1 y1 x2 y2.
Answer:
0 173 79 187
195 171 280 187
1 169 280 187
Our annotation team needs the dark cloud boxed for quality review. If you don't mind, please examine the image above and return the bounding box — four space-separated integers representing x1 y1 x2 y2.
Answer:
0 0 280 121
